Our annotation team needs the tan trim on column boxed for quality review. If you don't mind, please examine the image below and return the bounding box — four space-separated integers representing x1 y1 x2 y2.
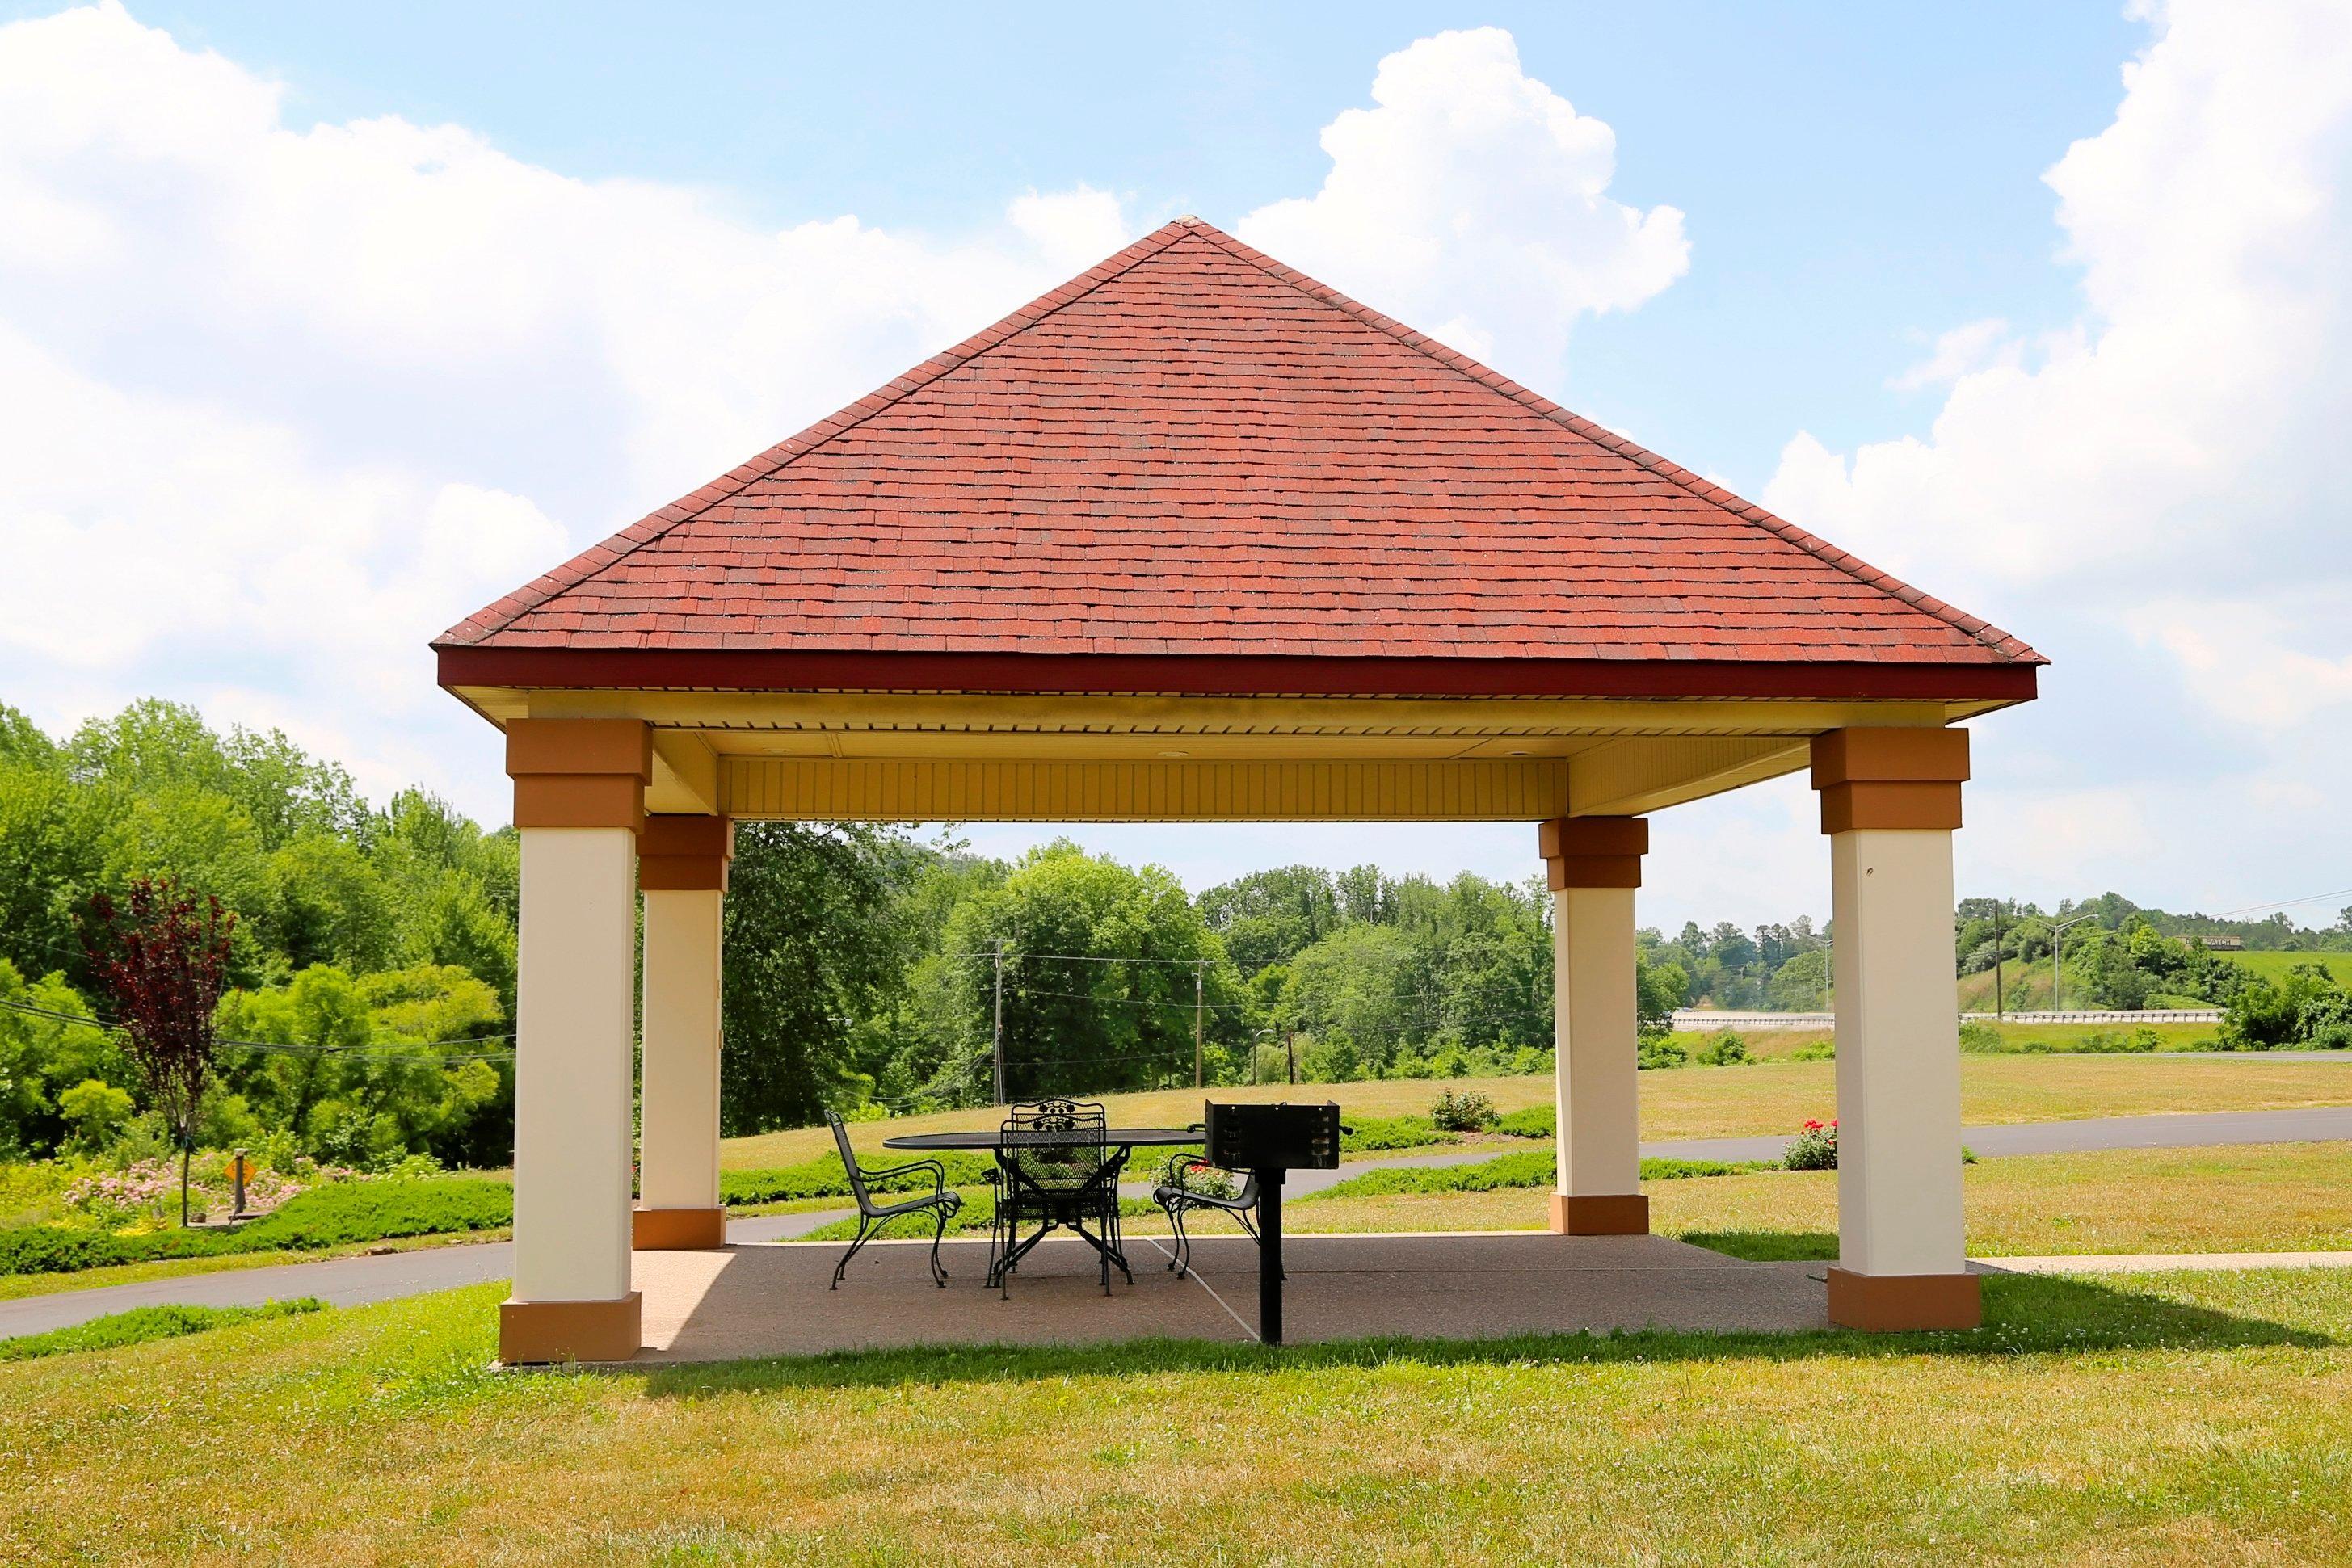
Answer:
1809 727 1971 787
498 1292 643 1364
632 1206 726 1250
1538 816 1647 889
1825 1267 1982 1331
1810 728 1968 835
1818 780 1963 834
1548 1193 1650 1234
507 718 650 832
638 814 734 891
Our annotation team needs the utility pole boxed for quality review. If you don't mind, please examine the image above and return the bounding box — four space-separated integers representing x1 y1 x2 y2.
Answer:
992 939 1007 1104
1286 1030 1296 1086
1193 959 1205 1089
1993 900 2005 1019
2051 914 2094 1013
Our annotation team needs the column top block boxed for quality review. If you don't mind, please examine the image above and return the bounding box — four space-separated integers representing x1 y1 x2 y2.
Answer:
506 718 652 781
641 813 734 859
1810 727 1969 788
1538 816 1649 860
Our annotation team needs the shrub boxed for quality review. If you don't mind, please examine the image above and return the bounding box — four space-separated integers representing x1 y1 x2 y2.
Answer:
0 1300 323 1362
1429 1089 1497 1132
1696 1030 1750 1066
0 1176 512 1276
1338 1115 1453 1152
1782 1118 1838 1171
718 1150 999 1206
57 1080 136 1155
1957 1020 2003 1053
1637 1036 1688 1070
1302 1150 1778 1202
1790 1038 1835 1061
1492 1106 1555 1139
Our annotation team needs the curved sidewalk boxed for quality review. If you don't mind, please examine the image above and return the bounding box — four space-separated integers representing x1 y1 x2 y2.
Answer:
6 1103 2350 1341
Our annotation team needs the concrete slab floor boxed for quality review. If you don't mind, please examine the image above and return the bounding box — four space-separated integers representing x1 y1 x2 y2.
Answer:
626 1231 1833 1364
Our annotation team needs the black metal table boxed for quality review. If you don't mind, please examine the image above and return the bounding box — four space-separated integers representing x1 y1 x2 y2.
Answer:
883 1126 1198 1286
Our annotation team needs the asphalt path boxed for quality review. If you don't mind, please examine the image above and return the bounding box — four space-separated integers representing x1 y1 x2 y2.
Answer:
6 1103 2350 1340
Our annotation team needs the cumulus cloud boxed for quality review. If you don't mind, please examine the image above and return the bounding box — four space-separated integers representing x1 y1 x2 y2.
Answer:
1756 0 2352 913
1887 317 2016 393
0 2 1148 816
1238 27 1688 375
0 6 1691 828
1764 0 2352 640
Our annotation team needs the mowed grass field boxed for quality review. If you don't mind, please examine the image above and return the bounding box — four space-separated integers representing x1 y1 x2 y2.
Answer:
723 1053 2352 1168
2223 950 2352 985
1256 1141 2352 1258
6 1267 2352 1564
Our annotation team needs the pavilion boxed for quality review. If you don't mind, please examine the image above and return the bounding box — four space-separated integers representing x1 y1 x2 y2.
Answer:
435 216 2042 1364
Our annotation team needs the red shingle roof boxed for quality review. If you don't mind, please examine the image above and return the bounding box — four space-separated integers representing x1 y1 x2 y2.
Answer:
436 218 2040 693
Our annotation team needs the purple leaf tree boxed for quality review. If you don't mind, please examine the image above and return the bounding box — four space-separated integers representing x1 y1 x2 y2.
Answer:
82 879 235 1227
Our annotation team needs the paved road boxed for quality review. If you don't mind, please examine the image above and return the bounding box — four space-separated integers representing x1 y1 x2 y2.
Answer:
0 1206 850 1339
6 1103 2349 1340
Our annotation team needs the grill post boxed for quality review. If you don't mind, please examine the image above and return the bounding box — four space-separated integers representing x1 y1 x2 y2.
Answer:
1256 1167 1285 1347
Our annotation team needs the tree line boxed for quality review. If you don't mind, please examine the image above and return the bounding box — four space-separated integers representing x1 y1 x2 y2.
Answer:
6 698 2350 1167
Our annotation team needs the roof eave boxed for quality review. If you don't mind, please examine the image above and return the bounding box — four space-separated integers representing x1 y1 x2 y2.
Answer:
434 645 2039 704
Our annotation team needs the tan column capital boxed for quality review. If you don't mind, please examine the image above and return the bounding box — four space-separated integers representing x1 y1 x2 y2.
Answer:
1538 815 1647 889
505 718 650 832
1808 728 1968 834
639 814 734 891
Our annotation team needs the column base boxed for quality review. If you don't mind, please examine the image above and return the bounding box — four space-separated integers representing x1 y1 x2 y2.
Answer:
499 1292 642 1364
632 1205 726 1250
1826 1267 1981 1331
1548 1193 1650 1235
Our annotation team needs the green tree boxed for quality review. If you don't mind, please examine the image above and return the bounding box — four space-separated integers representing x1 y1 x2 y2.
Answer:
0 960 124 1158
721 822 931 1132
1196 865 1340 972
940 842 1244 1100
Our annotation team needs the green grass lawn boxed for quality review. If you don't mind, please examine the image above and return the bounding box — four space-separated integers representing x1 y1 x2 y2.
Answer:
1240 1141 2352 1259
726 1051 2351 1169
5 1270 2350 1563
2223 950 2352 986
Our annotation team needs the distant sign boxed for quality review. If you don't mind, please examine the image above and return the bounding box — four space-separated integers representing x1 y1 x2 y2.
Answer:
224 1154 255 1185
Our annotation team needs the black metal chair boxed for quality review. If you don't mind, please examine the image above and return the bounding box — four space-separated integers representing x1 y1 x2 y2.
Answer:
1151 1152 1259 1277
991 1098 1129 1296
827 1110 962 1289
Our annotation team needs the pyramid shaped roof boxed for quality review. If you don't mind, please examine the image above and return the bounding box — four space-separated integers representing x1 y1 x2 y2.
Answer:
437 217 2038 702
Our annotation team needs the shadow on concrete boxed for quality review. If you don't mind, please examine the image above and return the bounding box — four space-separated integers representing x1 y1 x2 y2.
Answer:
625 1268 2332 1398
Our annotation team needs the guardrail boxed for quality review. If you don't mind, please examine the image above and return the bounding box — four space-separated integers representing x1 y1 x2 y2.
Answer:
1672 1009 2226 1031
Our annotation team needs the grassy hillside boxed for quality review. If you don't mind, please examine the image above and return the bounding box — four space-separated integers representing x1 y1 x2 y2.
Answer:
2220 950 2352 985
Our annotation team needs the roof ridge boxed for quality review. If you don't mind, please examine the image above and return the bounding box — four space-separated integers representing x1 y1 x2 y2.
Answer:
434 218 1209 649
1180 222 2044 666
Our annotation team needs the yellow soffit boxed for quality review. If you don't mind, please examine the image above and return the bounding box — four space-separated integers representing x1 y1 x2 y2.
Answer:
711 735 1811 822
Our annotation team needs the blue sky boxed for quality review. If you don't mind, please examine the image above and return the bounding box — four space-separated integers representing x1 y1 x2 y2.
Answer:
3 1 2349 932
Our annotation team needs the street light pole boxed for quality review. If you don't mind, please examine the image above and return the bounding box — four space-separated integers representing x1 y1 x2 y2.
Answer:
2051 914 2095 1012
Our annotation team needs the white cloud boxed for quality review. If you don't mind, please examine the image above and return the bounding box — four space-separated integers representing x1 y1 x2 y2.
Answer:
1887 317 2016 393
0 6 1698 834
1237 27 1689 378
0 2 1151 820
1757 0 2352 915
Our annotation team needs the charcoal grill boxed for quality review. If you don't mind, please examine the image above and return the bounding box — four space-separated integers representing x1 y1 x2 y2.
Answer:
1200 1101 1342 1345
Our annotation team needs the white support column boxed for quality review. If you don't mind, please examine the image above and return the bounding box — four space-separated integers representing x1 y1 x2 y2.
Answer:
500 719 649 1364
634 815 732 1251
1813 728 1980 1330
1539 817 1649 1235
